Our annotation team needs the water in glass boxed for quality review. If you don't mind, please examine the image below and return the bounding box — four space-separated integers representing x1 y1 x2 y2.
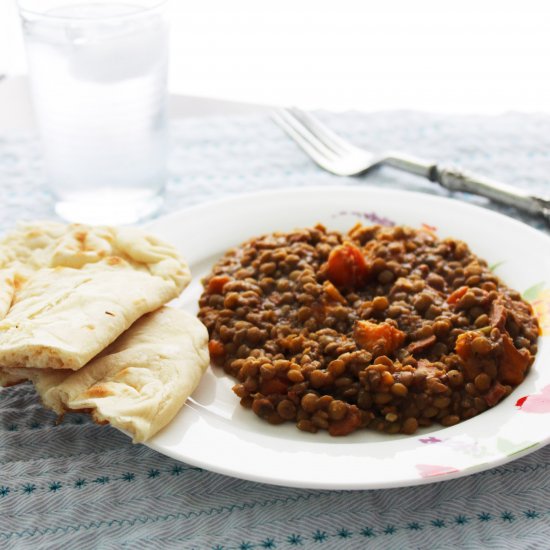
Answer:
21 2 168 224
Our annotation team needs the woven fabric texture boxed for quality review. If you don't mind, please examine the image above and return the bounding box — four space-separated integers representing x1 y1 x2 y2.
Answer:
1 111 549 549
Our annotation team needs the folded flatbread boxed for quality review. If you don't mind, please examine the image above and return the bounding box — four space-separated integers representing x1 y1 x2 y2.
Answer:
0 222 190 370
0 307 209 442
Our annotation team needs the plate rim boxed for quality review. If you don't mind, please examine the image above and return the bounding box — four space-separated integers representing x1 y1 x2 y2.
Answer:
144 184 550 489
147 184 549 242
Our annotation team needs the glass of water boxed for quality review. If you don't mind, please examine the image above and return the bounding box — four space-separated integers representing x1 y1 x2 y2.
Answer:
18 0 169 225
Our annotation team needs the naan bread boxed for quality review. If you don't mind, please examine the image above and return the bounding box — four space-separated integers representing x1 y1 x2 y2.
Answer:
0 307 209 442
0 222 190 370
0 368 28 387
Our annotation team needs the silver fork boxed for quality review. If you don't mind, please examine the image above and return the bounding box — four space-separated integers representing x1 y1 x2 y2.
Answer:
272 107 550 223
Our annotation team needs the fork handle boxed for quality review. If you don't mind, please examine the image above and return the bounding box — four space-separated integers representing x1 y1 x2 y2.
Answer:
431 165 550 222
385 155 550 223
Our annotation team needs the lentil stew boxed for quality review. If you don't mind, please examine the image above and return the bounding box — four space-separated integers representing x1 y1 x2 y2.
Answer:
198 224 539 436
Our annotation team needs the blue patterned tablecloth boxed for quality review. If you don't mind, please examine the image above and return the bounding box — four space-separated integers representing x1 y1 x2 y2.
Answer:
1 111 550 549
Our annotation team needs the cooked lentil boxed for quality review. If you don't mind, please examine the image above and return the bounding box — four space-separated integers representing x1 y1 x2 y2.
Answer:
198 224 539 436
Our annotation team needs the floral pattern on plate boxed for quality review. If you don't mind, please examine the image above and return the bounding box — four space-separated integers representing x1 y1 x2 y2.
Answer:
515 385 550 413
416 464 460 478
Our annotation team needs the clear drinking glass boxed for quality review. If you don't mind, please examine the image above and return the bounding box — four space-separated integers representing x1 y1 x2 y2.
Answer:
18 0 169 225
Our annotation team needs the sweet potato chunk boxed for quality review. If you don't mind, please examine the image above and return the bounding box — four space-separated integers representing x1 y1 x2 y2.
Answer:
328 405 362 436
456 330 531 386
454 331 482 381
208 339 225 365
447 285 469 305
499 333 531 385
354 320 405 356
206 275 231 294
323 280 346 303
326 243 369 289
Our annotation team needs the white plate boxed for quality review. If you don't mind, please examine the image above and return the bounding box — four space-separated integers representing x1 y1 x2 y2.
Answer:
145 186 550 489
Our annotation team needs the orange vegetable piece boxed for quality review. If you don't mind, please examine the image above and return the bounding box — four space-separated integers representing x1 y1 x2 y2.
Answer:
499 333 531 385
447 285 469 305
455 331 474 360
454 331 482 381
206 275 231 294
326 243 369 289
354 320 405 356
208 339 225 365
323 280 346 303
328 405 362 436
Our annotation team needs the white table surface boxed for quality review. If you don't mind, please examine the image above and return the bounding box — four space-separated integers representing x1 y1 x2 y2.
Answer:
0 75 266 133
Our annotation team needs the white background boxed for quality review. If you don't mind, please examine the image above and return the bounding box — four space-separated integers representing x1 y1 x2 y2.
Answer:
1 0 550 113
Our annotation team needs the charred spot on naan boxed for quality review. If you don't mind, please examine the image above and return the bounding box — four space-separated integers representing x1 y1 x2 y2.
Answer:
91 413 110 426
74 231 87 248
106 256 126 266
13 273 27 291
84 385 115 399
73 231 102 254
115 367 131 379
112 367 152 392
